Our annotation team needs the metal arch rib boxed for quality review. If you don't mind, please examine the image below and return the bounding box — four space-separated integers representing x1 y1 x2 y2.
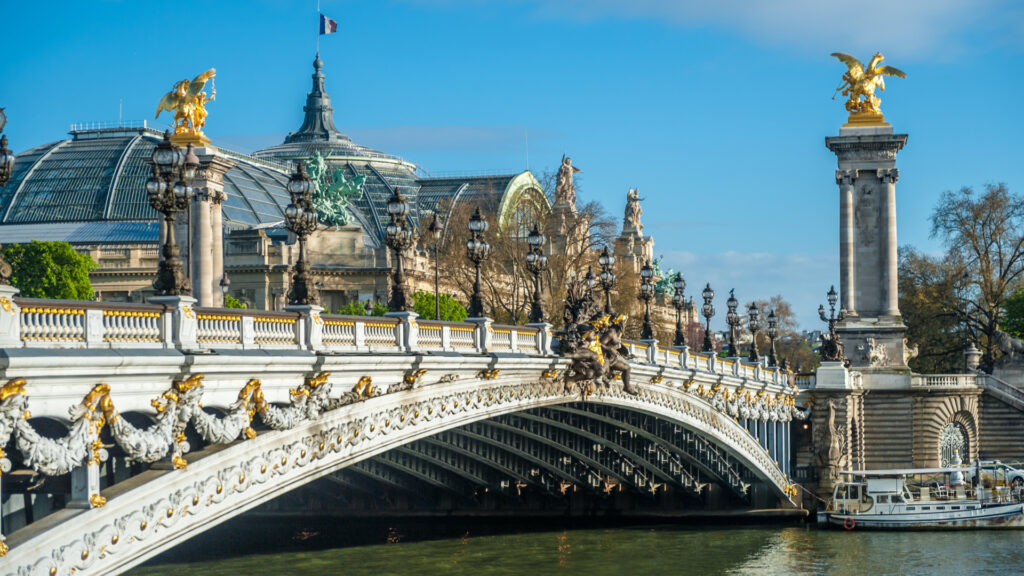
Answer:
393 445 493 488
440 427 574 485
347 461 427 495
417 435 535 484
221 172 262 224
103 133 144 219
347 162 383 239
2 140 69 222
477 418 629 486
372 449 473 495
511 411 678 488
546 405 748 499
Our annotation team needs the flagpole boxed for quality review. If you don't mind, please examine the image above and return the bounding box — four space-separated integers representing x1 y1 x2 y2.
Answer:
316 0 320 54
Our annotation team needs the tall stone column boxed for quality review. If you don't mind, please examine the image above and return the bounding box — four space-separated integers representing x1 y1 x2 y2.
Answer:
837 169 857 317
189 152 234 307
825 126 908 372
210 190 226 307
192 193 213 306
879 168 900 318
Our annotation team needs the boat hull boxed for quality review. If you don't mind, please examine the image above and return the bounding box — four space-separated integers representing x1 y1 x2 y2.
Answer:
826 502 1024 530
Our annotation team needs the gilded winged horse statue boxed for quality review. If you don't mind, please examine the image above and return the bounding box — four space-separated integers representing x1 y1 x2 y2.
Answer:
832 52 905 117
155 69 216 138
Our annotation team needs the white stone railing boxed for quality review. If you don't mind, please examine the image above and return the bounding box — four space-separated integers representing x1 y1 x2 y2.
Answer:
910 374 979 389
0 295 791 387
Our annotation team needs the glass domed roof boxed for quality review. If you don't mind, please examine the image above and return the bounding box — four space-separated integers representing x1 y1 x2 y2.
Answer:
0 126 293 242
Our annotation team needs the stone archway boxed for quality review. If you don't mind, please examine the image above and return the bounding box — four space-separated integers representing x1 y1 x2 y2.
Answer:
913 395 980 467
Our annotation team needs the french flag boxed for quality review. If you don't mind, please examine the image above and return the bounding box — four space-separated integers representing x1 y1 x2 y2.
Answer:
319 14 338 35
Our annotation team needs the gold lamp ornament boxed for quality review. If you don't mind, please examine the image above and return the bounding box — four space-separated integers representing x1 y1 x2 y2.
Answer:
832 52 905 127
155 68 216 146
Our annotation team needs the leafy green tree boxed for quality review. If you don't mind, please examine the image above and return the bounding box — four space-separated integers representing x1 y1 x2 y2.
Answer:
223 294 247 309
413 291 468 321
899 247 963 373
1001 288 1024 339
332 300 388 317
3 241 95 300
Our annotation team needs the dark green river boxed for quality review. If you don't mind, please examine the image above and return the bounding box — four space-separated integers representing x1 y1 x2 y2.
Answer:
130 517 1024 576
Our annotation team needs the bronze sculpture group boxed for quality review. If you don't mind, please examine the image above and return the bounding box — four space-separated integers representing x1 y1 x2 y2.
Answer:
559 273 637 397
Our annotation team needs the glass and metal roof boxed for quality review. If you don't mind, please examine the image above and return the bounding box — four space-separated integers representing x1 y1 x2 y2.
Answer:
0 127 292 243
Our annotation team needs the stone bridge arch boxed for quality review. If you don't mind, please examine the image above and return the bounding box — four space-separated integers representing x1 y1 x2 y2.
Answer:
3 365 798 576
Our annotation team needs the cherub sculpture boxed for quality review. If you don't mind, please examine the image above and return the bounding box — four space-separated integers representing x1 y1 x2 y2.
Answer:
156 69 217 137
832 52 905 116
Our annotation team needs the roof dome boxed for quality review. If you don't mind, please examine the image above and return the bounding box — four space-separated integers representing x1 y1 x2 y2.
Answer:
0 127 293 243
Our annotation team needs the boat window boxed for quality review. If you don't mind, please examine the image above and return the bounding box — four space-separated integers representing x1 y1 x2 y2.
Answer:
907 506 916 511
951 506 960 510
936 506 945 510
837 485 848 499
922 506 931 510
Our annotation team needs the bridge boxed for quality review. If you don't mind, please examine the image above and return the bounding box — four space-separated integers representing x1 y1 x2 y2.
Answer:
0 293 804 574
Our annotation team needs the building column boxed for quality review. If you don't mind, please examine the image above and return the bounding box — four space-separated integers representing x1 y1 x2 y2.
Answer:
837 169 857 316
190 153 235 307
210 190 226 307
879 168 900 318
191 193 213 306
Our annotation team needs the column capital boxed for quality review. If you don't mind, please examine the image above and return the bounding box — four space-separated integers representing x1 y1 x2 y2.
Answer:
835 169 857 186
877 168 899 184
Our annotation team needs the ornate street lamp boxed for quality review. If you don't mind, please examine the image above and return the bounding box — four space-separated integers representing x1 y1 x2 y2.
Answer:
766 308 779 367
427 213 444 319
598 246 616 314
639 260 655 339
725 289 739 357
701 283 715 352
525 223 548 323
0 110 14 187
384 187 416 312
284 161 318 306
466 207 490 317
219 273 231 296
818 285 848 362
747 302 762 362
672 273 686 346
147 131 198 296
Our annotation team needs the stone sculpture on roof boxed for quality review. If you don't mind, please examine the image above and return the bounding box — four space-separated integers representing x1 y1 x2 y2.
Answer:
155 69 217 144
624 188 643 233
555 154 580 210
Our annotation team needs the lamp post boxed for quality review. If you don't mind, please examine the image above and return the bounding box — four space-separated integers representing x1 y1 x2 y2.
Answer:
639 260 655 339
766 308 779 367
725 289 739 357
525 223 547 323
384 187 416 312
818 285 848 362
672 273 686 347
427 213 444 319
747 302 762 362
0 110 14 187
219 273 231 297
701 283 715 352
147 131 198 296
466 207 490 317
598 246 616 314
284 162 318 306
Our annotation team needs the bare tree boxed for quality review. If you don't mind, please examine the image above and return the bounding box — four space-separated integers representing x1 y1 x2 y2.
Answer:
931 183 1024 372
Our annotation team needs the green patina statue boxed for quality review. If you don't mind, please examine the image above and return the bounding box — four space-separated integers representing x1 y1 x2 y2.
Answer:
307 151 366 228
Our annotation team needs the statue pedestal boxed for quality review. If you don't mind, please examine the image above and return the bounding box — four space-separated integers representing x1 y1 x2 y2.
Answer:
826 126 908 370
816 362 852 390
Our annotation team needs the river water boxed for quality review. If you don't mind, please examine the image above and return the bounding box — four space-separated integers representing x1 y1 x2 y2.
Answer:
130 517 1024 576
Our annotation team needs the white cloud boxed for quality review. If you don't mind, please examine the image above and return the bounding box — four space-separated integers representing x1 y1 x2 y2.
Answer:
409 0 1008 57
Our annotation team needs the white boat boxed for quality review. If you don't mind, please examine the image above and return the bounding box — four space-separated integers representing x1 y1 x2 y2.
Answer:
819 467 1024 530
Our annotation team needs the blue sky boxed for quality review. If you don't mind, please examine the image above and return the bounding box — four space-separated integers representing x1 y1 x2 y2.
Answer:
2 0 1022 327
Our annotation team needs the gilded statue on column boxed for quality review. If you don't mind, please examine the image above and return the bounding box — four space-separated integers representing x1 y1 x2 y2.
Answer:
832 52 905 126
155 68 217 145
